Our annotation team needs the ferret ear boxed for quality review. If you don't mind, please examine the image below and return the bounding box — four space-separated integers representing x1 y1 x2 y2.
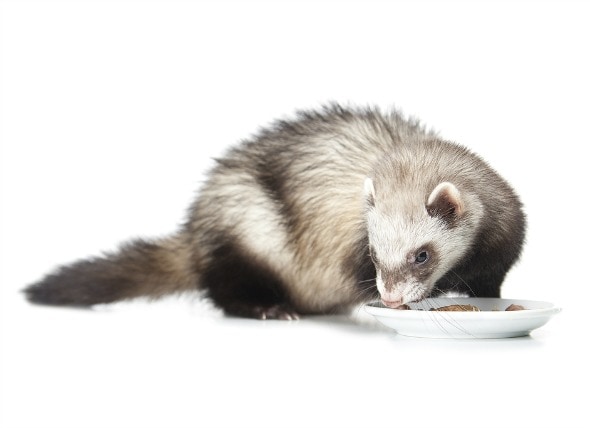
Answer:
426 182 464 223
364 177 376 207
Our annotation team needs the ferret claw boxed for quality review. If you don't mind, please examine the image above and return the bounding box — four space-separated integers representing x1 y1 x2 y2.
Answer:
256 305 299 321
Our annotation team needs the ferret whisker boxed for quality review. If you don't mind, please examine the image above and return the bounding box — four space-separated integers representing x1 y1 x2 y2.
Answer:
450 271 476 296
352 287 379 304
419 290 476 336
321 279 378 310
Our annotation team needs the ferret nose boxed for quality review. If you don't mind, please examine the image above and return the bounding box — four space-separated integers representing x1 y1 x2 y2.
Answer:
380 291 404 308
381 299 403 308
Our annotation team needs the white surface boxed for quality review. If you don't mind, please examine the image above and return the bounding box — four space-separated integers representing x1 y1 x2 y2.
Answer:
2 1 590 428
366 298 561 338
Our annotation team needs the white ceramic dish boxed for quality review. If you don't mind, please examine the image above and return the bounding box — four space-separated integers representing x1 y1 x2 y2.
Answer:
365 297 560 339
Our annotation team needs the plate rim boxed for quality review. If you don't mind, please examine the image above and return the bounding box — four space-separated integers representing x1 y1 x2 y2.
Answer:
364 297 561 338
365 297 560 316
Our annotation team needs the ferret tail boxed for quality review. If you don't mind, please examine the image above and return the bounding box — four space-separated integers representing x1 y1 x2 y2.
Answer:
24 234 198 307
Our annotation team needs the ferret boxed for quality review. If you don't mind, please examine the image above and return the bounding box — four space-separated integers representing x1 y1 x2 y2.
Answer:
24 104 526 320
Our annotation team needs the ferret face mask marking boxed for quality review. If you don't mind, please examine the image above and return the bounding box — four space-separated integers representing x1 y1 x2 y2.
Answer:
364 178 466 308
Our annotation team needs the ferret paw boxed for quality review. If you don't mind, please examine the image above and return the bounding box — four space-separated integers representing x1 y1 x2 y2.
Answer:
255 304 300 321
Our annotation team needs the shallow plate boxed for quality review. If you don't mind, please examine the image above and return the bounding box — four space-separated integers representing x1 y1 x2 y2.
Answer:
365 297 560 339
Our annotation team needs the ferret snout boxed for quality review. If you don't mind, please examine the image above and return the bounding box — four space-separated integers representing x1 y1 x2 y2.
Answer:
377 269 426 308
379 287 408 308
377 270 407 308
380 295 404 308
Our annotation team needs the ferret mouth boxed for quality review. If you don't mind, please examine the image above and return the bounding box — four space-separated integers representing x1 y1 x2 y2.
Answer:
381 299 405 309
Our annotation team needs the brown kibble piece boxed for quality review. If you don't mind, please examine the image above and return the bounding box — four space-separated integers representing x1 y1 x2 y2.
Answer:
505 304 526 311
430 304 480 312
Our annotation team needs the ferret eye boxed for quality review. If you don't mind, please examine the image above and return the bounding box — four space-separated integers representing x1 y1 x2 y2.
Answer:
415 251 429 264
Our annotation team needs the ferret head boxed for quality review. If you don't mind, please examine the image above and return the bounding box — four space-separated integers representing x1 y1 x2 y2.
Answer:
364 177 478 308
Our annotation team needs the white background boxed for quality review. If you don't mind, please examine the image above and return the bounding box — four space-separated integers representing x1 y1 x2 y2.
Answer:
1 1 589 427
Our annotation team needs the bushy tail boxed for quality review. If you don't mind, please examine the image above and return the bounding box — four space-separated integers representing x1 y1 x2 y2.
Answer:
24 235 197 306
